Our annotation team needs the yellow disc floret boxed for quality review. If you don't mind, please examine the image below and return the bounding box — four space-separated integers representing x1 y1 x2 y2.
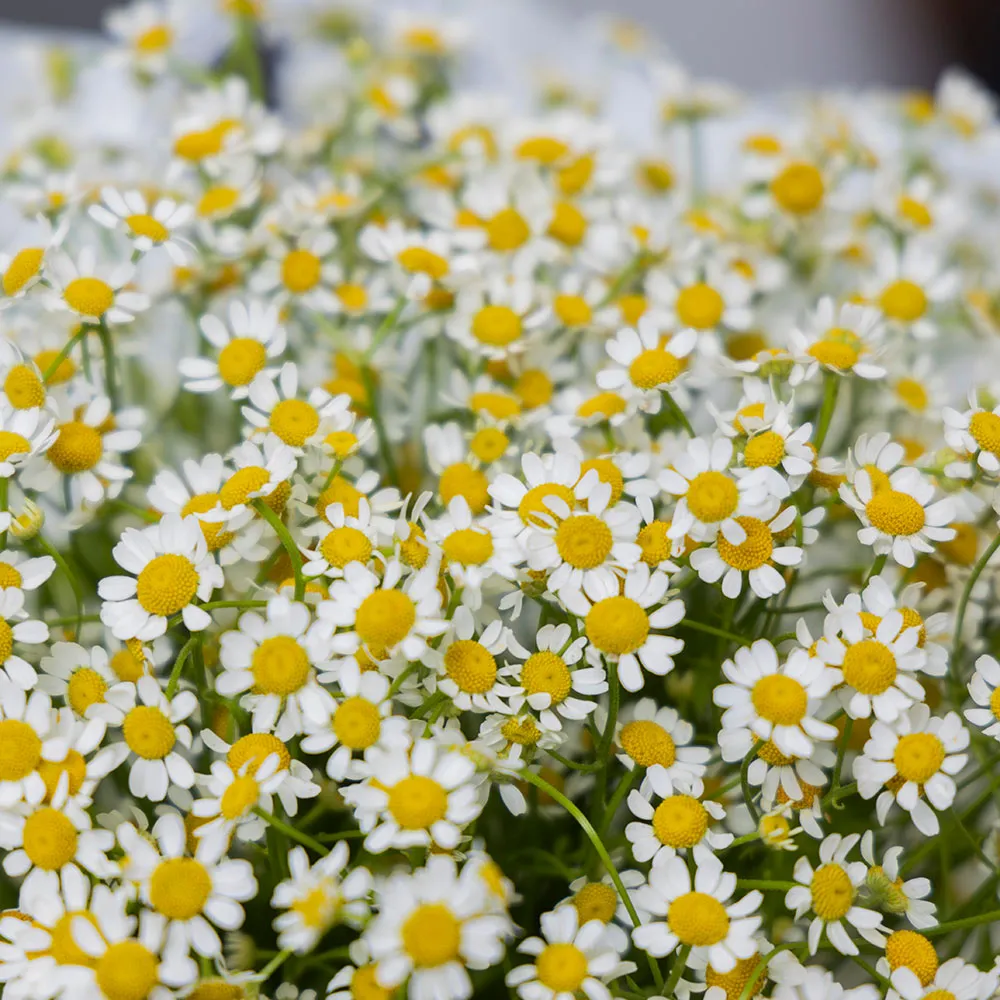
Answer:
149 857 212 919
136 554 199 616
95 940 159 1000
251 636 311 695
685 471 738 523
48 421 103 474
893 732 945 784
842 640 897 695
63 277 114 317
810 864 854 920
752 674 808 726
667 892 730 946
555 515 613 569
445 641 497 695
586 597 649 657
536 943 589 993
355 589 416 651
123 705 176 760
388 775 448 830
401 903 461 966
333 697 382 750
23 807 78 870
865 491 925 536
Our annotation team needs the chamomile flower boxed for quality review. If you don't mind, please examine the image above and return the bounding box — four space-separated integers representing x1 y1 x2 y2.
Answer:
626 777 731 863
343 736 483 853
788 298 886 384
650 261 753 337
99 512 223 640
0 682 68 807
614 699 710 784
785 833 885 955
448 274 547 359
45 248 149 325
943 393 1000 477
714 640 837 759
119 811 256 962
212 436 298 520
0 586 48 689
891 959 991 1000
253 229 340 312
180 298 286 399
507 902 633 1000
865 241 957 340
597 320 697 409
503 623 605 730
300 498 382 580
633 845 763 974
360 220 457 300
0 550 54 592
300 660 410 780
854 705 969 835
965 653 1000 740
90 188 194 263
773 967 879 1000
271 844 371 954
0 405 56 482
37 641 131 720
563 562 684 693
735 411 815 499
840 466 955 568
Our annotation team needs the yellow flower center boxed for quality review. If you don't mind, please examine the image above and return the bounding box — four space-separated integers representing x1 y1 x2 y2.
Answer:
629 348 683 389
198 186 240 217
355 589 416 651
0 619 12 662
573 882 618 924
501 715 542 746
67 667 108 715
3 248 44 296
95 940 159 1000
123 705 176 760
445 640 497 694
397 247 449 278
485 208 530 251
515 369 554 410
619 720 676 767
842 640 897 695
516 136 569 164
0 430 30 463
548 201 587 246
811 863 854 920
181 493 235 552
652 794 708 848
894 732 945 784
350 965 390 1000
990 687 1000 722
3 365 45 409
896 377 928 411
718 515 774 571
325 430 359 458
885 930 938 986
111 640 148 682
336 282 368 312
752 674 808 725
969 411 1000 456
576 393 626 420
401 903 461 966
46 910 100 967
922 992 956 1000
388 775 448 830
536 943 589 993
220 774 259 819
38 749 87 802
637 521 672 566
518 483 576 527
63 277 114 317
586 596 649 657
251 636 311 695
269 398 319 447
880 280 927 322
521 650 572 704
442 528 494 566
439 462 490 514
136 554 199 616
554 294 592 327
555 514 613 569
220 466 271 510
667 892 730 946
770 162 825 214
399 522 429 569
470 428 509 464
865 490 925 536
126 214 169 243
558 155 594 195
676 282 724 329
744 431 786 468
468 390 520 420
228 733 291 773
281 249 322 294
149 857 212 919
217 338 267 387
333 697 382 750
23 807 78 870
807 327 862 370
48 421 103 473
472 305 522 347
897 195 932 228
685 470 738 523
315 523 372 573
188 981 244 1000
579 459 624 506
135 24 173 52
0 563 22 589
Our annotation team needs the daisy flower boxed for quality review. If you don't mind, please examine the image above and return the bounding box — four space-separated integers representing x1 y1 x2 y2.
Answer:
0 550 54 593
965 653 1000 740
736 735 836 811
614 699 710 784
772 967 878 1000
300 498 382 581
787 298 886 384
650 260 753 336
860 831 936 929
89 188 194 263
104 0 176 75
91 674 197 802
45 247 149 325
563 562 685 693
597 320 697 409
217 593 336 740
300 660 410 780
179 298 286 399
501 621 605 730
99 512 223 640
714 640 837 760
891 958 991 1000
839 465 955 568
659 436 759 541
319 560 447 664
0 405 56 484
342 736 483 853
0 214 66 305
447 274 548 359
633 845 762 974
562 870 649 955
271 843 371 954
0 682 70 807
785 832 885 955
943 392 1000 478
626 777 731 864
0 586 48 689
364 854 514 1000
211 436 298 521
854 704 969 835
690 501 803 599
735 411 815 500
359 220 457 300
816 610 929 723
37 641 131 720
507 903 634 1000
253 228 340 312
119 811 256 964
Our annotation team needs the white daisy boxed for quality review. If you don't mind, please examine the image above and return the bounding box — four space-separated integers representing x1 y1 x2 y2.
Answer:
965 652 1000 740
45 247 149 325
614 699 710 785
89 188 194 263
0 586 48 689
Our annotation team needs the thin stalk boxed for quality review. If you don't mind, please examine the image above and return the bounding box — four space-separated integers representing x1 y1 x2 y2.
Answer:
254 806 329 855
253 500 305 601
812 374 840 452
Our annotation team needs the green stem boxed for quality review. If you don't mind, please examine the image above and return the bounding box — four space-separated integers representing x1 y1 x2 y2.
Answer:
254 807 329 855
43 327 89 383
256 948 293 982
812 374 840 452
662 390 695 436
662 944 690 997
735 879 796 890
737 943 806 1000
721 831 761 852
518 769 663 990
35 534 85 632
97 322 119 409
951 530 1000 694
599 767 639 837
863 553 887 586
253 500 305 601
678 618 749 645
831 718 852 795
362 366 400 489
231 15 265 102
547 750 605 774
0 478 7 552
922 910 1000 936
166 634 200 699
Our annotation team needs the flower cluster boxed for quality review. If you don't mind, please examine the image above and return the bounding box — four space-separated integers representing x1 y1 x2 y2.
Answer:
1 3 1000 1000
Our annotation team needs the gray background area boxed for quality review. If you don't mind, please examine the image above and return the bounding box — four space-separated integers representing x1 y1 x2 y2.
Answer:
0 0 990 91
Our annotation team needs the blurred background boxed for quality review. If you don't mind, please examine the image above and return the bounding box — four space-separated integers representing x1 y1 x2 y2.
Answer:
0 0 997 93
